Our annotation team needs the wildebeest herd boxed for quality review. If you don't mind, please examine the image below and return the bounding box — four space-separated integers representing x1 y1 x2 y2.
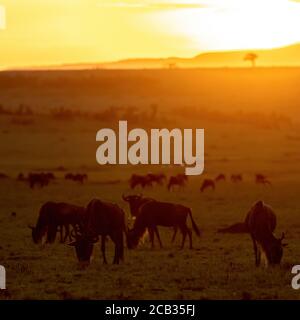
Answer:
27 170 286 269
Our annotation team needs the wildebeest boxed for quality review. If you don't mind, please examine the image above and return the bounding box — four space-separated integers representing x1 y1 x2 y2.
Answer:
129 174 152 189
218 222 248 233
29 202 85 244
69 199 127 265
146 173 166 186
255 174 271 186
231 174 243 183
245 201 287 267
127 201 201 249
215 174 226 182
122 194 179 244
200 179 215 192
0 173 9 179
28 173 50 189
65 173 88 184
167 174 188 191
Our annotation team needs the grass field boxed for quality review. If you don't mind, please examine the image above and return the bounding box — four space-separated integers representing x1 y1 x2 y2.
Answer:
0 68 300 300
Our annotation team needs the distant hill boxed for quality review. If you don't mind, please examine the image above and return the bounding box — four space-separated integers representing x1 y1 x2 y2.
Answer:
10 43 300 70
97 44 300 69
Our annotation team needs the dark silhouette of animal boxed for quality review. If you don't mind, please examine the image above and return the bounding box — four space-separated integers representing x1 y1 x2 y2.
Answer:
255 174 271 186
28 173 50 189
65 173 87 184
245 201 287 267
146 173 166 186
69 199 127 265
29 202 85 244
127 201 201 249
215 174 226 182
218 222 248 233
0 173 9 179
122 194 179 243
129 174 152 189
167 174 188 191
231 174 243 183
200 179 215 192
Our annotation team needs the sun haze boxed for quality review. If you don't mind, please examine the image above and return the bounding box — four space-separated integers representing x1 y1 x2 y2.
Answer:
1 0 300 68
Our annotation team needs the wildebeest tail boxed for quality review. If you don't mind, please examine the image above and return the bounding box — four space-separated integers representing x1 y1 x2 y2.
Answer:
188 209 201 236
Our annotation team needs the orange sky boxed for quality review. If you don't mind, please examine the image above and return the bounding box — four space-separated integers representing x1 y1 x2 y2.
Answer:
1 0 300 68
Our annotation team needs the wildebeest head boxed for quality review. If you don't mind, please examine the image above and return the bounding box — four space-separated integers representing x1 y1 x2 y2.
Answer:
267 233 287 265
126 229 141 249
68 235 98 266
122 194 143 217
29 225 45 244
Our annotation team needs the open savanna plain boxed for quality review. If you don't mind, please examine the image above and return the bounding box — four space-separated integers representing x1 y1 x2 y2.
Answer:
0 68 300 300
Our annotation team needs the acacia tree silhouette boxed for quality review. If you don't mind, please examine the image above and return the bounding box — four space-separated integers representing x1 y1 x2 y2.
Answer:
244 53 258 67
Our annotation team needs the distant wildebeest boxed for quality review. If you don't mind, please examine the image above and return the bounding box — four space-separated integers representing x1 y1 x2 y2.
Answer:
167 174 188 191
146 173 166 186
17 173 26 181
255 174 271 186
231 174 243 183
218 222 248 233
215 174 226 182
69 199 127 265
200 179 215 192
129 174 152 189
28 173 50 189
29 202 85 244
127 200 201 249
0 173 9 179
65 173 87 184
245 201 287 267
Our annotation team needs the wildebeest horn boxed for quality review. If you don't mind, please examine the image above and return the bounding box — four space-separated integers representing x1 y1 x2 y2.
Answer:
280 232 285 241
28 225 35 230
122 193 128 201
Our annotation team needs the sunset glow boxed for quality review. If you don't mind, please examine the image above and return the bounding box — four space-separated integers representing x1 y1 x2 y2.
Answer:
1 0 300 67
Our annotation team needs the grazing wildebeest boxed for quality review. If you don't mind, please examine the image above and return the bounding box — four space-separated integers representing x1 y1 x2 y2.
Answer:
200 179 215 192
129 174 152 189
231 174 243 183
65 173 87 184
147 173 166 186
245 201 287 267
69 199 127 265
28 173 50 189
167 174 188 191
29 202 85 244
215 174 226 182
127 201 201 249
122 194 179 244
218 222 248 233
255 174 271 186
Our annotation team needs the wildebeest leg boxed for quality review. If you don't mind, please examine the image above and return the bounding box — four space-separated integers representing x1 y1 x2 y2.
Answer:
101 235 108 264
179 224 187 249
251 234 259 266
63 224 70 243
148 228 155 248
47 225 57 244
154 227 163 248
187 228 193 249
171 227 178 243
